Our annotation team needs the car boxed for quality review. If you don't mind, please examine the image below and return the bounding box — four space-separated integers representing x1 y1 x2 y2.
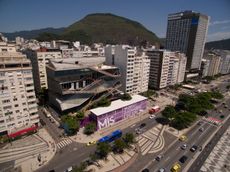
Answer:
181 144 187 150
49 170 55 172
156 155 163 161
224 105 228 108
199 127 204 132
136 129 142 134
158 168 165 172
86 140 97 146
179 135 187 141
140 123 146 128
84 159 94 166
190 145 198 152
171 163 181 172
142 168 150 172
66 166 73 172
179 155 188 163
219 110 223 113
149 115 155 119
197 121 203 125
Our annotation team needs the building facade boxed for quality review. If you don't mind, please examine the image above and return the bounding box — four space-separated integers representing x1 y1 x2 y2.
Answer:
105 45 150 95
26 47 62 93
90 95 147 130
216 50 230 74
204 53 221 76
166 11 209 72
46 57 121 112
146 49 187 89
0 43 39 135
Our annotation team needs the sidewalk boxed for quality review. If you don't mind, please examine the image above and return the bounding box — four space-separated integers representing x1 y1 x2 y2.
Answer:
70 94 173 144
15 128 56 172
86 144 138 172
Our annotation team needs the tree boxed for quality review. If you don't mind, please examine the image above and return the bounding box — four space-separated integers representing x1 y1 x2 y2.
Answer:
141 90 156 98
76 111 84 119
84 122 96 135
121 93 132 101
178 94 203 113
96 142 111 159
162 105 177 120
172 112 197 130
196 92 214 110
61 115 80 135
113 139 126 153
210 91 224 99
123 133 135 145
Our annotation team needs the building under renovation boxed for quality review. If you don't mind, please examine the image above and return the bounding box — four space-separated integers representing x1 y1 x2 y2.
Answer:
46 57 121 113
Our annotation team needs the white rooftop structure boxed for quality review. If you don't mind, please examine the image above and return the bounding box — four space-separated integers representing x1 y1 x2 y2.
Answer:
90 95 147 116
49 57 105 70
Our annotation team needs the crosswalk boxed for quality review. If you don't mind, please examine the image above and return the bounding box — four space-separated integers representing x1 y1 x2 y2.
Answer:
203 117 222 126
56 138 72 149
136 125 165 155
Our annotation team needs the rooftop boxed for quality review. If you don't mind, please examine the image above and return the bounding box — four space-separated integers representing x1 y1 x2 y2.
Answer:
49 57 105 70
90 95 147 116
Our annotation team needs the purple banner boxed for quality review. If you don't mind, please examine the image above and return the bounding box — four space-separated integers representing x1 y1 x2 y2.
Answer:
96 100 147 130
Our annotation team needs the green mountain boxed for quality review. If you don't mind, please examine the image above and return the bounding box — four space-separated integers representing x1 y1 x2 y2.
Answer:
62 13 160 46
2 27 65 40
205 38 230 50
2 13 160 46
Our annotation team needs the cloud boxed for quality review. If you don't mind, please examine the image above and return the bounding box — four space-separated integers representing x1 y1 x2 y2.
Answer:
207 31 230 42
209 20 230 26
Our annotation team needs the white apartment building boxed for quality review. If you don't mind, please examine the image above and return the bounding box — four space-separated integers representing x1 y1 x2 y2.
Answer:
204 53 221 77
0 43 39 135
201 59 210 77
176 52 187 83
146 49 187 89
105 45 150 95
215 50 230 75
26 47 62 93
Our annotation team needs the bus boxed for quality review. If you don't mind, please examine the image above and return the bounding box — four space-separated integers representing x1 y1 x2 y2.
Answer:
98 130 122 143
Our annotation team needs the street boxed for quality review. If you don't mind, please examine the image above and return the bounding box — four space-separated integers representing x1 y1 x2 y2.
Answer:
36 76 230 172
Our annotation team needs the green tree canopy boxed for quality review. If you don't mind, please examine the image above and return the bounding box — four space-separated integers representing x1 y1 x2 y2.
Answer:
121 93 132 101
96 142 111 159
210 91 224 99
113 138 126 153
84 122 96 135
61 115 79 135
123 133 135 145
172 112 197 130
162 105 177 120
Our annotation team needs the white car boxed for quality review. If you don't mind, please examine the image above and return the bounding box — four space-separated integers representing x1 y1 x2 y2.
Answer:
149 115 155 119
66 166 73 172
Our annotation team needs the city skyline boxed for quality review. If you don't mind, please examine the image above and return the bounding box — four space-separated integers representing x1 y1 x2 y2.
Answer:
0 0 229 42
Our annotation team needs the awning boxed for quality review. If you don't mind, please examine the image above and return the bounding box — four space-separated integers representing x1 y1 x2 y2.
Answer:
8 125 37 138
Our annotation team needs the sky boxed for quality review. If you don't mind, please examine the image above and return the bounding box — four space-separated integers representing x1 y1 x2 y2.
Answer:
0 0 230 42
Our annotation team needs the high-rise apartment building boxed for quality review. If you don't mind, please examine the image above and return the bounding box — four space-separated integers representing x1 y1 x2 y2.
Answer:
26 47 62 93
0 42 39 135
166 11 209 72
204 52 221 76
146 49 187 89
214 50 230 75
105 45 150 95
